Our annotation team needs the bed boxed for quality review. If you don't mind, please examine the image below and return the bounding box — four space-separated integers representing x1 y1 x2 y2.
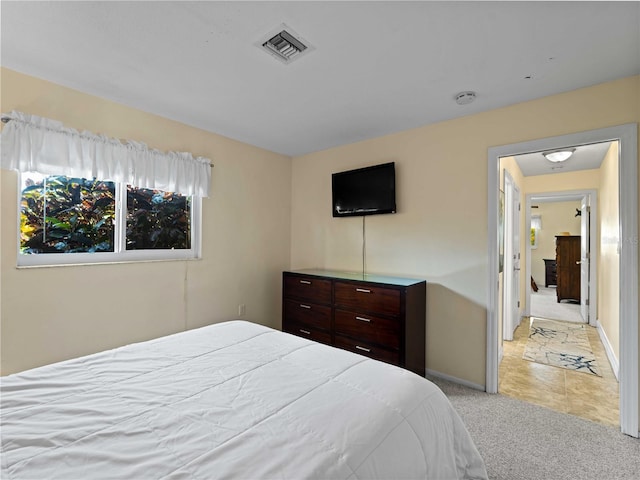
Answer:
1 320 487 479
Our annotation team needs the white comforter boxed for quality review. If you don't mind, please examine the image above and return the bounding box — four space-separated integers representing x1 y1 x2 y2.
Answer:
1 320 487 479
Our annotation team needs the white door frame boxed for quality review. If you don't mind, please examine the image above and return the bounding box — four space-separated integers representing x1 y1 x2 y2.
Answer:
486 124 638 437
580 194 591 323
524 190 597 326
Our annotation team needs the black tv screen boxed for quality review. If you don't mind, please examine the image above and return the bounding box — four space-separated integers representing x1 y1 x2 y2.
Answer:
332 162 396 217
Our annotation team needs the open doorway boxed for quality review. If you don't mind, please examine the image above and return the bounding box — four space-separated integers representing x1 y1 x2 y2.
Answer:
526 191 596 326
503 185 616 426
487 124 638 437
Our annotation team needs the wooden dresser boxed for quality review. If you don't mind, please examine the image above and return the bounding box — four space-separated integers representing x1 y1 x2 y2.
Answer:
543 258 557 287
282 270 426 376
555 235 581 302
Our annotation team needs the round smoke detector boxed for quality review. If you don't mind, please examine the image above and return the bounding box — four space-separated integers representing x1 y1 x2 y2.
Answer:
455 91 476 105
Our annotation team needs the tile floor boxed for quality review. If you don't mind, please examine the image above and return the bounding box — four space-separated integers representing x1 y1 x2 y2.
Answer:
499 317 619 428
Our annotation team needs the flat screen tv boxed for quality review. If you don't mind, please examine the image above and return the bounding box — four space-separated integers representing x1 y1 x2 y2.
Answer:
332 162 396 217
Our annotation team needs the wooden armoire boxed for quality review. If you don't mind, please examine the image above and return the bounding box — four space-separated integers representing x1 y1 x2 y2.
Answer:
555 235 581 302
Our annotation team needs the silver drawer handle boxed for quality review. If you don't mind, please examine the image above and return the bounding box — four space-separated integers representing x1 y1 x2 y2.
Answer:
299 304 311 309
299 280 312 284
355 345 371 353
299 329 311 335
356 288 371 293
355 316 371 323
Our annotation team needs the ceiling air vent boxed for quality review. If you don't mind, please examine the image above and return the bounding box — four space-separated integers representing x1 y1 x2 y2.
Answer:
257 24 314 64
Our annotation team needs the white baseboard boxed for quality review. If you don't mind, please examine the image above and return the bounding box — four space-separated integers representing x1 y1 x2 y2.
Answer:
425 369 486 391
596 319 619 381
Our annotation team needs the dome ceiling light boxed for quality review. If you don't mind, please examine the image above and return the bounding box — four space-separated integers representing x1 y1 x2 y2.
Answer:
542 148 576 163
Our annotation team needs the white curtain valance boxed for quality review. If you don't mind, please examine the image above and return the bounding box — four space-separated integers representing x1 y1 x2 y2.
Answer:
0 111 211 197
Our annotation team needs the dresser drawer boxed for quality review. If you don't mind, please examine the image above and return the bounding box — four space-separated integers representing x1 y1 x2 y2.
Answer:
284 275 332 304
283 299 332 330
334 334 400 366
284 321 332 345
334 309 400 349
334 282 401 316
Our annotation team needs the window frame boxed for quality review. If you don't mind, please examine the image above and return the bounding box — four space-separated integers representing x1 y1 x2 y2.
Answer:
530 214 541 249
16 173 202 267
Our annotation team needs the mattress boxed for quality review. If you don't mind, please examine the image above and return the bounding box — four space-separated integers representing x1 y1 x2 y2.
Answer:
1 320 487 479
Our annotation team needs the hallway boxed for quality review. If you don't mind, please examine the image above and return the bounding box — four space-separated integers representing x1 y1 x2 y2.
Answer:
499 317 619 428
530 286 583 323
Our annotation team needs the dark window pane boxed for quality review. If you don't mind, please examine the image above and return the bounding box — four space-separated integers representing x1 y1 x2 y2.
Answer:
20 173 116 254
126 186 191 250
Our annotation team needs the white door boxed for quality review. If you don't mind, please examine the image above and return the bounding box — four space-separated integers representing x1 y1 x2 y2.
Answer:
580 196 590 323
510 183 521 333
503 172 521 341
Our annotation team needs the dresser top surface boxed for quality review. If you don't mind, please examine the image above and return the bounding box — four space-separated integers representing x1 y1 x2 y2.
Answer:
285 269 425 287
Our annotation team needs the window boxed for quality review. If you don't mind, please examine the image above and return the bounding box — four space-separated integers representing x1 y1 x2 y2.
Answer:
126 186 191 251
530 214 542 249
4 111 210 267
19 172 201 266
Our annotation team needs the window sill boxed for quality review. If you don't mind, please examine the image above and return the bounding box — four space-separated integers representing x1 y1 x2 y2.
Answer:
16 256 203 269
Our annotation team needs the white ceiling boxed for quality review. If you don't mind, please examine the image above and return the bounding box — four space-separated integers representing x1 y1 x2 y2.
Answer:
514 141 613 177
2 1 639 157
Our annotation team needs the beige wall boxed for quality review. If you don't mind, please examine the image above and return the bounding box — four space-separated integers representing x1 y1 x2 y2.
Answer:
290 75 639 390
0 68 292 374
530 200 582 286
1 68 638 428
524 168 600 193
598 142 620 360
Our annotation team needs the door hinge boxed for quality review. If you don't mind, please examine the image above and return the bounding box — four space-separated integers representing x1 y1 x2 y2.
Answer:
517 301 520 308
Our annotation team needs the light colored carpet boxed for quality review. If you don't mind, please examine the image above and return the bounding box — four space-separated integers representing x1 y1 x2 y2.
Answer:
523 317 600 376
530 286 584 323
430 376 640 480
